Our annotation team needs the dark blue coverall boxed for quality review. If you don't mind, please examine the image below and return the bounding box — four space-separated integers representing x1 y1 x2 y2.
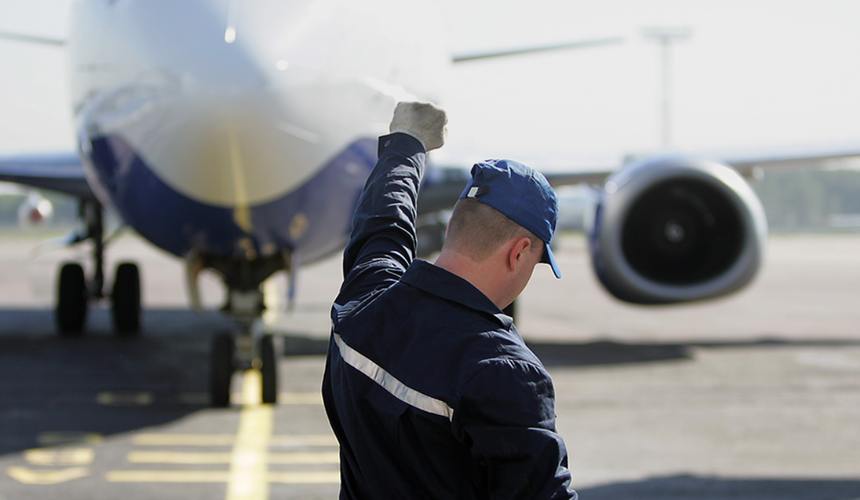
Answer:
322 132 576 500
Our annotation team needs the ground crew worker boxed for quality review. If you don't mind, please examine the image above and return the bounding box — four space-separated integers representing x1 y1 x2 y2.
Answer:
322 101 576 499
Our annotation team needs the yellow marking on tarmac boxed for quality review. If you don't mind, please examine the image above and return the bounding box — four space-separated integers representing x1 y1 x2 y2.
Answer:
131 433 336 447
127 450 339 465
107 470 231 483
7 466 89 485
268 434 337 447
96 391 154 406
127 451 234 464
38 432 103 446
105 470 340 484
268 471 339 484
133 434 236 446
226 369 272 500
25 447 94 466
268 451 338 464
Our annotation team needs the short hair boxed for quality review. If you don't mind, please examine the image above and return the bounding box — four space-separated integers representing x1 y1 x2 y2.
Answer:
444 198 542 260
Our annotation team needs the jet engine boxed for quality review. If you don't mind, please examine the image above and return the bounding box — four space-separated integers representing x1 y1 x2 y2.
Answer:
589 155 767 304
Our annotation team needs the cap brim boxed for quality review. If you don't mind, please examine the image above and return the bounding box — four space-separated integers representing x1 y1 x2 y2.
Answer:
541 243 562 279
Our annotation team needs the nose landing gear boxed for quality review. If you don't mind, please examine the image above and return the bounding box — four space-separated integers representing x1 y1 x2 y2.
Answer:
207 287 281 408
190 245 292 408
209 322 279 408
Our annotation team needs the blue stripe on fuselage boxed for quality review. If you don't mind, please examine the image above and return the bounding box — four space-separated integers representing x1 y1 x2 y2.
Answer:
86 135 377 262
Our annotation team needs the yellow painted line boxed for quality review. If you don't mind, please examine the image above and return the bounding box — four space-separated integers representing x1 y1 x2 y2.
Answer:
127 451 339 465
107 470 230 483
38 432 103 446
106 470 340 484
128 451 233 464
97 391 154 406
268 452 338 465
268 471 339 484
7 466 89 485
268 434 338 447
133 434 236 446
25 447 94 466
131 433 337 447
226 370 272 500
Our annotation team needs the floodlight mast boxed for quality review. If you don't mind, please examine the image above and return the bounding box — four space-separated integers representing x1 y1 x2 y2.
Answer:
642 27 692 149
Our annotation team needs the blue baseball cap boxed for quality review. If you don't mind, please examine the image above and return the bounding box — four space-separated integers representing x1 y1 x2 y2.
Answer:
459 159 562 278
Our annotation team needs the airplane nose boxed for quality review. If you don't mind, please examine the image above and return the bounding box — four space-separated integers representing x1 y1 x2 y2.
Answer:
83 83 323 211
76 0 334 209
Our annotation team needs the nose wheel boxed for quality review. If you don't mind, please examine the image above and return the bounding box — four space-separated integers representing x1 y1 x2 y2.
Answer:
209 326 279 407
260 334 278 404
210 333 235 408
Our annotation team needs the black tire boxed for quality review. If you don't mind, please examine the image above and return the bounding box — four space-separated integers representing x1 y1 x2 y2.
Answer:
112 262 141 336
210 333 235 408
57 262 87 336
260 334 278 404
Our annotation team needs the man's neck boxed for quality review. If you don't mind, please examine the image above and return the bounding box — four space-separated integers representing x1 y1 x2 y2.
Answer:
434 249 506 309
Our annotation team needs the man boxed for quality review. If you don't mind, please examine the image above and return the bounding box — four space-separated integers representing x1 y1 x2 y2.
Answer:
323 102 576 499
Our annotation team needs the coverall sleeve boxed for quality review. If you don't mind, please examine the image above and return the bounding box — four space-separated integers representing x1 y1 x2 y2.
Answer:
454 359 577 500
335 133 426 306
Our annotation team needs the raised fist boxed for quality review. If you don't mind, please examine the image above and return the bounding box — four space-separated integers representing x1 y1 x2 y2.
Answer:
389 101 447 152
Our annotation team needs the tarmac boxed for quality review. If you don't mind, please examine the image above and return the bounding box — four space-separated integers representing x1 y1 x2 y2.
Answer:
0 229 858 499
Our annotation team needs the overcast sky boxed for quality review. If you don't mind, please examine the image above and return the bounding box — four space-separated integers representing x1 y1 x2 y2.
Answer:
1 0 859 168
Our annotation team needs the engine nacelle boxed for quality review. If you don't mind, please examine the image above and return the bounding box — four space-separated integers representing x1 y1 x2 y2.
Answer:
589 155 767 304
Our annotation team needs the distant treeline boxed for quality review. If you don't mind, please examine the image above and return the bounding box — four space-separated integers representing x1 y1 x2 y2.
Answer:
752 168 860 230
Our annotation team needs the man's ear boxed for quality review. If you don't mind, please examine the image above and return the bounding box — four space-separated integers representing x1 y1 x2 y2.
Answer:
507 236 533 270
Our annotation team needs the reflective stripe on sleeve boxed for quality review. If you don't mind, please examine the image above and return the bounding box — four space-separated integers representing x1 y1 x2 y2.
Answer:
333 333 454 421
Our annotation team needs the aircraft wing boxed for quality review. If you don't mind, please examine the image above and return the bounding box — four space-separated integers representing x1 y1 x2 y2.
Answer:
720 144 860 178
536 142 860 188
0 151 95 199
0 31 65 46
452 36 625 63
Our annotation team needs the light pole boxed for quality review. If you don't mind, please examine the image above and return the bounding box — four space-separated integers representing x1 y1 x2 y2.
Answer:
642 27 692 149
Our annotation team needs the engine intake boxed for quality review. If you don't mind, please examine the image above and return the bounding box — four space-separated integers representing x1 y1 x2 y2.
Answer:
589 155 767 304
